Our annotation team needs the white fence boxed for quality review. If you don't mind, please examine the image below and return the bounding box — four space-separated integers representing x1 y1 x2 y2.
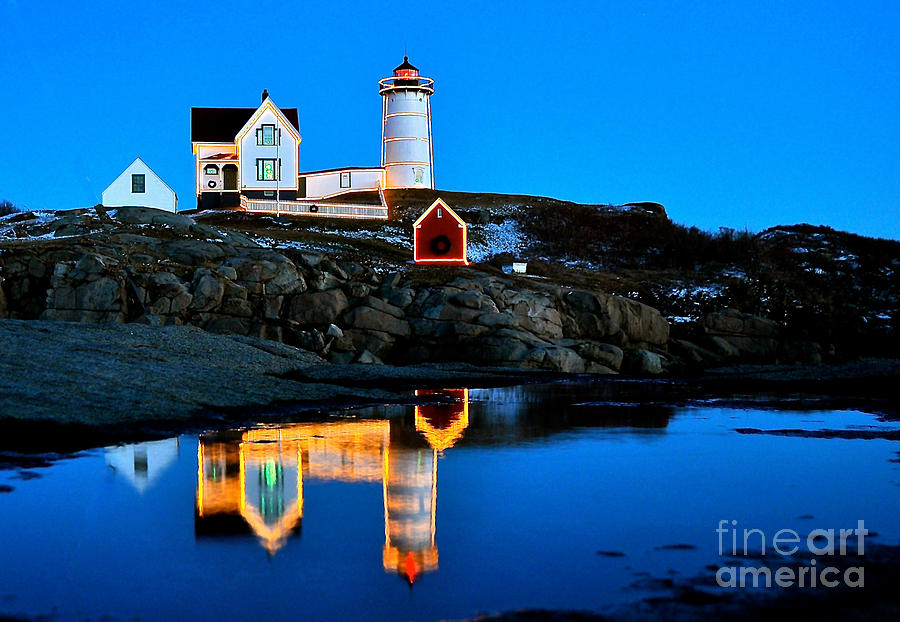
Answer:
240 196 388 220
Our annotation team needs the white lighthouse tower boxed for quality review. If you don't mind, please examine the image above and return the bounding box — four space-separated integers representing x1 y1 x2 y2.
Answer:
379 57 435 189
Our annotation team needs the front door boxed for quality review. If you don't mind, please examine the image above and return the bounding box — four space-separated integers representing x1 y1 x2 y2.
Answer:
223 165 238 190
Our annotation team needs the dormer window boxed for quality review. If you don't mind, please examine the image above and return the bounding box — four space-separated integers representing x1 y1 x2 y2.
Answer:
132 174 145 193
256 124 280 146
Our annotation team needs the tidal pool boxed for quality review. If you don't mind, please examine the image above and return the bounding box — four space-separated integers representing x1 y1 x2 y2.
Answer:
1 383 898 621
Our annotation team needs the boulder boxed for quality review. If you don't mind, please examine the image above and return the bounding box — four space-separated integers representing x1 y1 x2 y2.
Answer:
309 269 345 291
344 306 410 337
224 256 280 283
75 277 122 311
703 309 780 338
379 286 415 309
328 351 356 364
523 345 586 373
409 318 489 340
262 295 283 319
356 349 383 365
219 297 253 317
577 342 624 371
190 271 225 312
112 207 195 233
449 289 499 313
701 310 782 363
363 295 405 319
149 272 189 299
468 330 537 364
288 289 349 325
264 266 306 295
345 329 395 358
622 349 664 375
216 266 238 281
475 312 517 329
506 291 563 338
585 363 618 375
284 326 327 353
564 290 668 346
162 240 227 265
669 339 726 366
27 257 48 279
346 281 373 299
49 284 78 309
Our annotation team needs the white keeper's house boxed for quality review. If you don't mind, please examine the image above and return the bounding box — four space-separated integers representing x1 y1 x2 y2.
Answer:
190 57 435 220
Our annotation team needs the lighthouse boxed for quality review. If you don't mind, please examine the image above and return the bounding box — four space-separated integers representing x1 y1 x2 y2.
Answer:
380 57 435 189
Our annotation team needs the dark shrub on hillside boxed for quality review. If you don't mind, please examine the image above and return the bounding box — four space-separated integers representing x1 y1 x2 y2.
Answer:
516 204 760 270
0 200 17 217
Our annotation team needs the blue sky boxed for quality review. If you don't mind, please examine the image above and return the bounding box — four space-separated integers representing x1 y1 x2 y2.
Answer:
1 0 897 239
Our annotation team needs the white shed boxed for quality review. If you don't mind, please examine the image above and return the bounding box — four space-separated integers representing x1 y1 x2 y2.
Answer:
102 157 178 212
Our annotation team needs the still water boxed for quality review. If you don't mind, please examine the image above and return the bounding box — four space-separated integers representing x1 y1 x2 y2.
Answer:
1 383 898 621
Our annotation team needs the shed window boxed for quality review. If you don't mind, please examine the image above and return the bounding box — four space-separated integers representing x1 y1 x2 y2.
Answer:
132 174 145 193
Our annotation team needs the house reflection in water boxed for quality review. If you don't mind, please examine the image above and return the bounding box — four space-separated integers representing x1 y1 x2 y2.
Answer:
195 389 469 582
105 438 180 494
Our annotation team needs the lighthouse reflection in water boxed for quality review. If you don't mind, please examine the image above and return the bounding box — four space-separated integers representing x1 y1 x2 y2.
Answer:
195 389 468 583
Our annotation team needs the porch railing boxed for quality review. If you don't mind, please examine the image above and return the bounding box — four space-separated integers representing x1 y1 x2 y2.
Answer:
240 196 388 220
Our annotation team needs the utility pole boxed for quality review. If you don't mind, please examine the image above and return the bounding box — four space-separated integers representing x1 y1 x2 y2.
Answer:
275 115 281 217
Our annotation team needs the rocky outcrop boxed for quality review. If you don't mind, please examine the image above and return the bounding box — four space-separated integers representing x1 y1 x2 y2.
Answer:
671 308 825 367
0 207 673 374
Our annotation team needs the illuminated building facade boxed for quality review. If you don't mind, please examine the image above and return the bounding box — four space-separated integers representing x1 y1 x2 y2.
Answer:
380 56 435 190
190 58 434 217
413 199 468 265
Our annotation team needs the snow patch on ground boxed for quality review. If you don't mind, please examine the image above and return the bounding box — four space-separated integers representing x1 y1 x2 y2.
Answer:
467 220 526 263
0 211 79 241
668 283 724 298
306 226 412 250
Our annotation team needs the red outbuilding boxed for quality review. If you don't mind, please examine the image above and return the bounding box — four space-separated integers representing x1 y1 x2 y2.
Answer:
413 198 468 265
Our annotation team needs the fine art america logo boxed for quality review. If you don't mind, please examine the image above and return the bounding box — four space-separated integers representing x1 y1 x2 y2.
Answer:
715 519 868 588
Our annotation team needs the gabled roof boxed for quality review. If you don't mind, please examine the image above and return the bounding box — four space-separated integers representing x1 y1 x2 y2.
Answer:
105 157 177 197
235 98 301 144
191 106 300 142
413 198 466 228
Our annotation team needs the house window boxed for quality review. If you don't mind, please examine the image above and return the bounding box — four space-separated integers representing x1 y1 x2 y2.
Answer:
340 171 351 188
256 124 280 146
205 164 219 175
256 158 281 182
132 174 145 193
